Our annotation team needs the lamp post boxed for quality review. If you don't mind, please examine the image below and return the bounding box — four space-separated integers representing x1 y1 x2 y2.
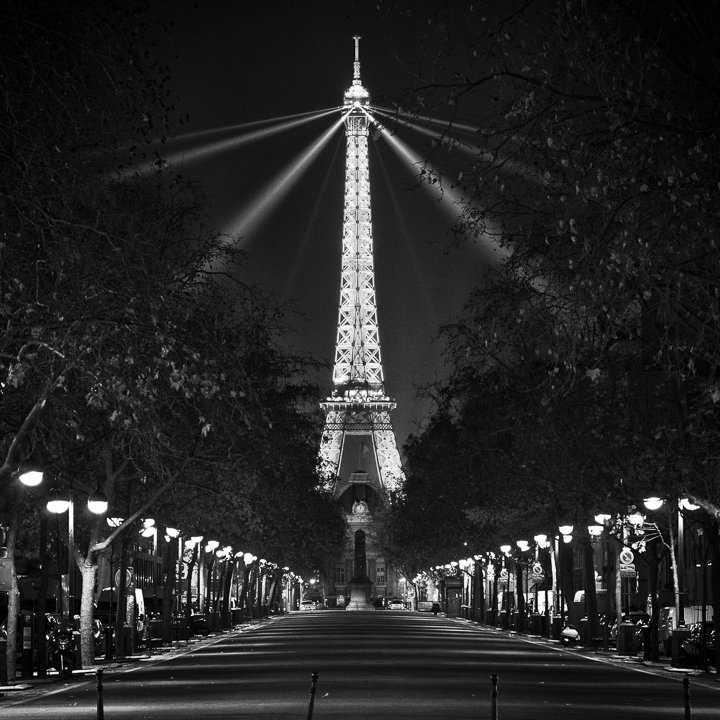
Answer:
46 487 108 618
10 469 45 680
676 497 699 627
556 525 574 628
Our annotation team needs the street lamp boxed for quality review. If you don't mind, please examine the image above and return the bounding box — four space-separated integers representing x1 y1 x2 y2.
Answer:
46 486 108 617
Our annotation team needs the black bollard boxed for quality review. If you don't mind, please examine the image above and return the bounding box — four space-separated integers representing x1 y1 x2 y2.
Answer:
490 673 499 720
97 668 104 720
683 676 691 720
306 671 319 720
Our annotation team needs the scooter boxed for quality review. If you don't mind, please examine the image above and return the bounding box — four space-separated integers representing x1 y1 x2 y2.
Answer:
48 620 76 678
560 624 580 647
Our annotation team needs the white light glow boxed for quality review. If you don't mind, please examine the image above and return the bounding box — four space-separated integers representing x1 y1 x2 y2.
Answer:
18 470 43 487
87 493 109 515
47 496 70 514
643 497 664 511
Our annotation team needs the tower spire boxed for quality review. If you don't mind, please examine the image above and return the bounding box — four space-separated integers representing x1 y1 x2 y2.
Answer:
344 36 369 108
353 35 361 83
320 39 404 495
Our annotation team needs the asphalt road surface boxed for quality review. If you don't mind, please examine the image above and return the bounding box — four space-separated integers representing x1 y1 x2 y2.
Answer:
2 611 719 719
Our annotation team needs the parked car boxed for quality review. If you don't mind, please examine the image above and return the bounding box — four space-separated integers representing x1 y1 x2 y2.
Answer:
299 600 315 611
387 599 405 610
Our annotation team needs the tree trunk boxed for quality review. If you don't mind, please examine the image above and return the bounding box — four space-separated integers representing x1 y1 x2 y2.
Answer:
558 540 575 623
515 562 525 631
211 561 224 630
114 539 129 658
5 508 19 683
266 572 279 615
220 560 235 629
161 538 176 644
80 560 98 667
238 566 250 619
36 513 49 677
580 534 600 641
185 545 197 631
648 543 660 662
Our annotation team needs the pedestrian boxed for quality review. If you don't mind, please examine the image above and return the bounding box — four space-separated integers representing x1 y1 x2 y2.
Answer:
432 602 440 616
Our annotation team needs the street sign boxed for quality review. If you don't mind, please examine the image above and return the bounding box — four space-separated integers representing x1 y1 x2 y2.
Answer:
114 567 135 590
619 563 636 578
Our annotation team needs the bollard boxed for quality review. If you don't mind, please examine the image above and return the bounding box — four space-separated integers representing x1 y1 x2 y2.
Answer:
306 671 319 720
490 673 499 720
683 676 691 720
96 668 104 720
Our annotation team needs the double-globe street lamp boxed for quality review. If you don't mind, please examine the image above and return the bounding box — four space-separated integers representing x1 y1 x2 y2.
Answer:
45 484 108 619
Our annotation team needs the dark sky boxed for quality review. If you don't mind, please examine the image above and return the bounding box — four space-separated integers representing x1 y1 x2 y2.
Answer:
150 1 493 447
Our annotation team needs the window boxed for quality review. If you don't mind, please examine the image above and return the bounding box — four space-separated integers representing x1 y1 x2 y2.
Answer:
335 564 345 583
376 564 385 584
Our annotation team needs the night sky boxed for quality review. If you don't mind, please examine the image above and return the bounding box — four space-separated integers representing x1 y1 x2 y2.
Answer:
149 1 494 447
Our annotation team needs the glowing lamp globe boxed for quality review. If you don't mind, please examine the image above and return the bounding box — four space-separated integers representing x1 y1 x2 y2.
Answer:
87 491 108 515
19 470 43 487
643 497 664 511
46 489 70 514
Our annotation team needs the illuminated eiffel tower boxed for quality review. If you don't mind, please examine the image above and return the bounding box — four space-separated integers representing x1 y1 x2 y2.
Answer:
319 37 405 498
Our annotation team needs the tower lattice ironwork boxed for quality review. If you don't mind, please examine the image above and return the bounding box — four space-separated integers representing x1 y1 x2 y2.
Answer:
319 36 404 494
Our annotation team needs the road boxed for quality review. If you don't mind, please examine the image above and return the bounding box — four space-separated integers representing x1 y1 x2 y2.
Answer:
2 611 719 719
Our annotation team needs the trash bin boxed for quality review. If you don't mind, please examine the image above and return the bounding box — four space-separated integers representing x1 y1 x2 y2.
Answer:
529 613 543 635
617 621 636 655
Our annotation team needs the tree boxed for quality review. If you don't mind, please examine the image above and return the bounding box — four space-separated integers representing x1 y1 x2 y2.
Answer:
386 0 720 635
0 0 340 675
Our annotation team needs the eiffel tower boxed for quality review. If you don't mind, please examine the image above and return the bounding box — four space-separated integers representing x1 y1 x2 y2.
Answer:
319 36 405 498
315 37 406 608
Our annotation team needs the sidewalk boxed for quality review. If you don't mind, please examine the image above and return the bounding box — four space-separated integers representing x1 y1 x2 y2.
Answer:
456 616 720 690
0 618 271 702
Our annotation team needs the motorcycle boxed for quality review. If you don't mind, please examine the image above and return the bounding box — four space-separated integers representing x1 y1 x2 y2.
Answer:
48 619 76 678
681 622 716 667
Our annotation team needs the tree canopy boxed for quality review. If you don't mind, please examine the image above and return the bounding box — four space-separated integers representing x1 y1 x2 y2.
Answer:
385 0 720 565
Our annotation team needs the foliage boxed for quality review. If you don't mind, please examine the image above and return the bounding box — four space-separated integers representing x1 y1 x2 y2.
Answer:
387 0 720 564
0 0 342 672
